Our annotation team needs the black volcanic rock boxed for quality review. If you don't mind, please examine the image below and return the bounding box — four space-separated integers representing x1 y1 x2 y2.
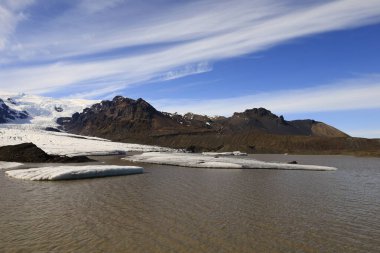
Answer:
0 98 29 123
7 98 18 105
45 127 62 132
0 143 94 163
54 106 63 112
56 117 71 125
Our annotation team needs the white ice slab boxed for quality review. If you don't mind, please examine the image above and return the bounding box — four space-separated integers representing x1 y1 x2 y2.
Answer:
202 151 247 156
6 165 144 181
0 162 23 169
124 152 337 171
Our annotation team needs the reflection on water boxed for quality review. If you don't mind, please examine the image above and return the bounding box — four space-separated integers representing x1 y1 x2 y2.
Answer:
1 155 379 252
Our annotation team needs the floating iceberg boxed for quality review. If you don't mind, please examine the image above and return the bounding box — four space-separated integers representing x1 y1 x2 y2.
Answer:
0 162 23 169
6 165 144 181
202 151 247 156
124 152 336 171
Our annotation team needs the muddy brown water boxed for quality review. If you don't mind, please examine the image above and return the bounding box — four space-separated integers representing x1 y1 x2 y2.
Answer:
1 154 379 253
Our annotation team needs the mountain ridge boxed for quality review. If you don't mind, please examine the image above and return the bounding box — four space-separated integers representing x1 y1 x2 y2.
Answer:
59 96 348 140
56 95 380 155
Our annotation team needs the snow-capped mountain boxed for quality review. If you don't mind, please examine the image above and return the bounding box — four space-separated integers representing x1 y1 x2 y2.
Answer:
0 98 29 123
0 93 98 128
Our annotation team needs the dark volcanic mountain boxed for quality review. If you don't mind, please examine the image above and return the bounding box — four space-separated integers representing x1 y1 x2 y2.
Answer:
59 96 347 140
62 96 214 142
0 98 29 123
213 108 348 137
56 95 378 155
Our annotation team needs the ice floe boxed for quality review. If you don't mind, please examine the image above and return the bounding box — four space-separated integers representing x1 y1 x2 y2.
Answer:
202 151 247 156
124 152 337 171
0 162 23 169
6 165 144 181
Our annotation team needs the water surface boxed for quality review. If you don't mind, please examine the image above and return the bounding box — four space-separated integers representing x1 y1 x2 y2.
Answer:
1 155 379 252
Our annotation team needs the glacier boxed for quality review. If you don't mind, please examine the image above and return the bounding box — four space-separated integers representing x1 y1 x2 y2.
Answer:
124 152 337 171
0 93 174 156
0 128 173 156
6 165 144 181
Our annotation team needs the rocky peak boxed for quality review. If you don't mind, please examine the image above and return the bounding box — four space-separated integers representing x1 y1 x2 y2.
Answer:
82 96 156 116
112 95 125 102
61 96 163 133
233 107 278 119
277 115 287 125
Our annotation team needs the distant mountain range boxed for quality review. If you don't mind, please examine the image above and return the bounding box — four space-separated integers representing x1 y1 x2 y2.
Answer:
57 96 380 156
59 95 348 139
1 94 379 156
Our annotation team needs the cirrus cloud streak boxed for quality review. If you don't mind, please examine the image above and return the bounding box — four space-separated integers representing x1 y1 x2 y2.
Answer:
151 75 380 116
0 0 380 96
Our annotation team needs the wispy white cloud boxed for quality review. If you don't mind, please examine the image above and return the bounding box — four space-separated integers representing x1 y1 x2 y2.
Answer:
159 62 212 81
0 0 33 49
0 0 380 96
77 0 125 14
150 75 380 116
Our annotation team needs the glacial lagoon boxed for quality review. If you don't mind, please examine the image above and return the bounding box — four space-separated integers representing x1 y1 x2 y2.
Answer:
1 154 379 252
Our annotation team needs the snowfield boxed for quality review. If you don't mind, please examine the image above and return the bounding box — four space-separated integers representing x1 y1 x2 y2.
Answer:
6 165 144 181
0 162 23 169
124 152 337 171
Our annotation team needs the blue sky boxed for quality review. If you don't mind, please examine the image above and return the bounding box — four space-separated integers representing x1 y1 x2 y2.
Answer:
1 0 380 137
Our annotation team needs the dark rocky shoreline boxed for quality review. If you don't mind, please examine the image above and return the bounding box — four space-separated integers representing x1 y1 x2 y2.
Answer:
0 143 95 163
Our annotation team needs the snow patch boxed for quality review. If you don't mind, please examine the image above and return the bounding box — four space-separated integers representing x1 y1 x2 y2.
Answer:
6 165 144 181
124 152 337 171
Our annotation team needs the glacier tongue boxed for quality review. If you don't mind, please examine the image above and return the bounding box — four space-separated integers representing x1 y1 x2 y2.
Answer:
0 128 173 156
